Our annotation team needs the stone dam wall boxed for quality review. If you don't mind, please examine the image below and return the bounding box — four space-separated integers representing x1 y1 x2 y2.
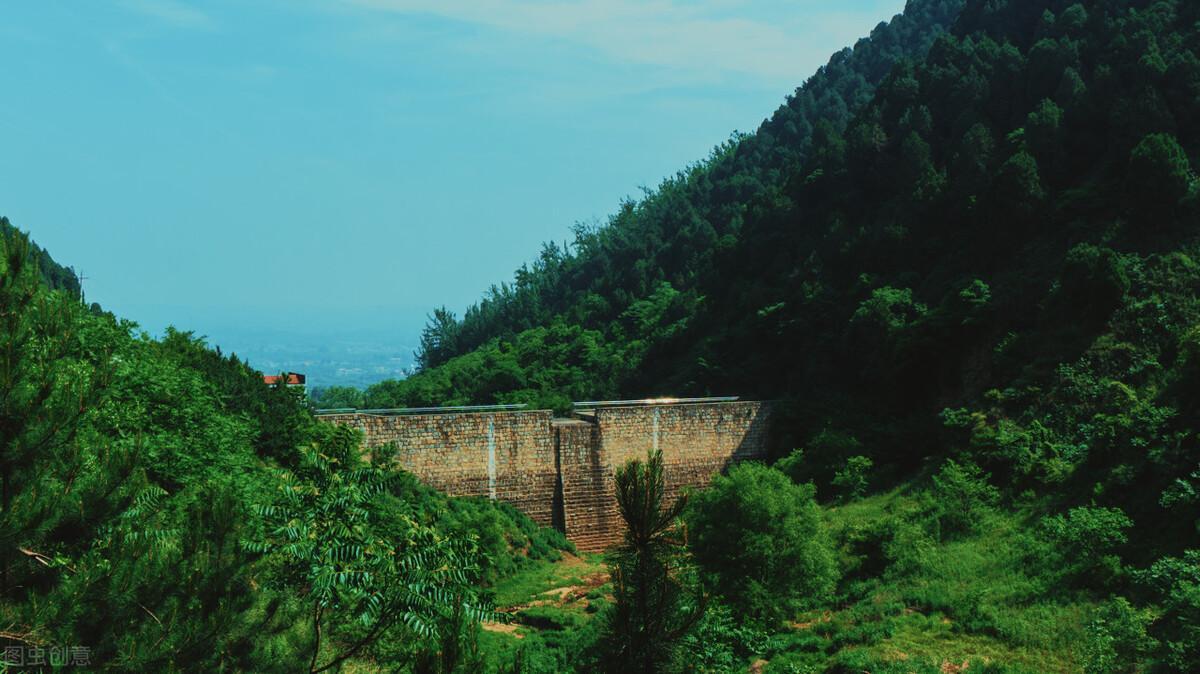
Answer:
320 400 771 551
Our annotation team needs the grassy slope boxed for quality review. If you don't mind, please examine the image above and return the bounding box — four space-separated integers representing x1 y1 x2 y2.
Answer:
470 488 1097 673
806 489 1091 673
478 552 609 670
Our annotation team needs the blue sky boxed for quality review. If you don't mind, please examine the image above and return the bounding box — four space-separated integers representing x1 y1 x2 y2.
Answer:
0 0 905 361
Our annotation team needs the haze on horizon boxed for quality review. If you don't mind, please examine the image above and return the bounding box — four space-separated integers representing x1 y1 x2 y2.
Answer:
0 0 906 386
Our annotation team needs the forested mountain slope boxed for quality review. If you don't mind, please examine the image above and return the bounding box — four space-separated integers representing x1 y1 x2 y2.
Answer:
428 0 966 364
0 216 79 295
334 2 1200 667
4 0 1199 669
0 224 570 671
322 0 966 412
360 0 1200 516
653 0 1200 480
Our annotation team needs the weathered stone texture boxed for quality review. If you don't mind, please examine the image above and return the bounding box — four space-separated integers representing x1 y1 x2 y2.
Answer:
323 401 771 551
578 401 771 550
555 418 613 552
324 410 558 527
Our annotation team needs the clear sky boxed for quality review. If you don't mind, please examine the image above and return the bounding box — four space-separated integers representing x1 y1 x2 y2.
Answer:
0 0 905 366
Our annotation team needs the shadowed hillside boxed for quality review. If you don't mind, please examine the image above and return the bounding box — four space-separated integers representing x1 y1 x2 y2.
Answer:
351 0 1200 671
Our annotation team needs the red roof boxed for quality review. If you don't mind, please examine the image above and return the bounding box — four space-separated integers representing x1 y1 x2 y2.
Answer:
264 373 305 386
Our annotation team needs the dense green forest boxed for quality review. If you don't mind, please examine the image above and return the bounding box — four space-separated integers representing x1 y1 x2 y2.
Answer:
9 0 1200 670
0 225 573 671
0 216 80 296
318 0 1200 670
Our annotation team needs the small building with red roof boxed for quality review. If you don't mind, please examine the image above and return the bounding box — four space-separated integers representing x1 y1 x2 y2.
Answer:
263 372 306 388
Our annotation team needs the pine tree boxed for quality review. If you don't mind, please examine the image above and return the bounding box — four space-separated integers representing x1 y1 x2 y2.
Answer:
0 229 113 603
603 450 700 673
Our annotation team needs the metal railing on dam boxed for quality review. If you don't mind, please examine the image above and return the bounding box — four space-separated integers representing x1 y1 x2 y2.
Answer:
312 396 741 416
314 403 529 416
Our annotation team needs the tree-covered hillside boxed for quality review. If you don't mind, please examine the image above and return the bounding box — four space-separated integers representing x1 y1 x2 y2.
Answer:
319 0 966 413
0 217 79 296
9 0 1200 670
0 224 571 671
363 0 1200 520
331 0 1200 670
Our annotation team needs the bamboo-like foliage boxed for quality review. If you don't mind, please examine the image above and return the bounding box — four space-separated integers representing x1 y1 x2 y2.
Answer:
249 423 499 673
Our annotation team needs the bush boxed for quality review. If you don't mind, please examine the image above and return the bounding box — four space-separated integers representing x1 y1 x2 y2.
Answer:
517 605 587 631
777 430 866 491
1136 551 1200 671
927 459 1000 539
674 601 768 673
1041 506 1132 585
686 463 838 626
1082 597 1157 674
495 614 606 674
832 455 873 500
775 448 806 483
881 516 938 576
384 471 572 585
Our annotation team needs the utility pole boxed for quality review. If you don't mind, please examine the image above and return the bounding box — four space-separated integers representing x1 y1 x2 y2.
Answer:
77 269 89 305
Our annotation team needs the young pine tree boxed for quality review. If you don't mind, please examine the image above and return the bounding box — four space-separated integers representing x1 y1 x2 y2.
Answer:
603 449 701 673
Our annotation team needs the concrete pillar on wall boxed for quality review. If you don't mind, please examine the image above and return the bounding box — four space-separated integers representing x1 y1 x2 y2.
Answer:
652 408 660 453
487 417 497 501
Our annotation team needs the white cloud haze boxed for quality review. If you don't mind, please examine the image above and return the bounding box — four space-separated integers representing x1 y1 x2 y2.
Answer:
342 0 902 85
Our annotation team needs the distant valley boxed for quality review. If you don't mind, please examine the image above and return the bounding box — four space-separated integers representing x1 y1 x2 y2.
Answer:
182 324 418 389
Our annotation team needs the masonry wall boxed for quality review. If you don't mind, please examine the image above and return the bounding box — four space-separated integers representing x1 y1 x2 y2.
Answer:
555 419 612 552
574 400 772 550
323 410 559 527
321 401 772 552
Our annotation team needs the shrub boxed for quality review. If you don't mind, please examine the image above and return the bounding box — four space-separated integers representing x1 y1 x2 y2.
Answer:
1041 506 1132 585
686 463 838 626
777 430 867 490
833 518 892 589
775 448 806 483
517 606 587 631
496 615 606 674
832 455 874 500
386 472 572 585
927 459 1000 539
674 601 768 673
1082 597 1157 674
881 516 937 576
1136 551 1200 671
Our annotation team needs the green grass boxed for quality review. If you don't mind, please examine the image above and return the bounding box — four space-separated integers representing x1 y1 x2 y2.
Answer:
477 628 525 671
473 486 1099 672
489 551 607 609
779 487 1096 673
476 551 610 672
872 610 1086 672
